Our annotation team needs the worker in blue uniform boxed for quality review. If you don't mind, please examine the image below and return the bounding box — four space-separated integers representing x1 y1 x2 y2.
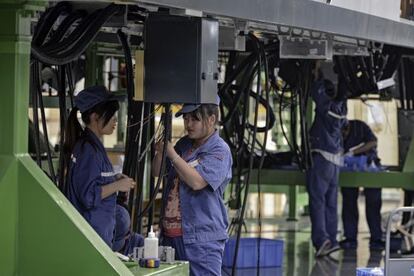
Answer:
113 204 144 255
307 74 347 258
152 100 232 276
64 85 142 251
340 119 383 250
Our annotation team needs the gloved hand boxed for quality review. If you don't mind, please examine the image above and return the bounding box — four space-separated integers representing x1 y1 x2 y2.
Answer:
344 151 354 157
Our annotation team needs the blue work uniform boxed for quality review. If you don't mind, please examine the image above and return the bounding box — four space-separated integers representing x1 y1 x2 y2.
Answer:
113 204 144 255
341 120 382 244
66 128 117 247
161 131 232 276
307 79 347 250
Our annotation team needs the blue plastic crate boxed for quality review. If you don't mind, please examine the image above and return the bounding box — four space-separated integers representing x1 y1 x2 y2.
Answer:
356 267 384 276
222 267 283 276
222 237 284 268
344 155 368 171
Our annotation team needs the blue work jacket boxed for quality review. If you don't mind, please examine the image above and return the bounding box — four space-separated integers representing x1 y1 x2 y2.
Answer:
161 131 232 245
309 80 347 154
66 128 117 247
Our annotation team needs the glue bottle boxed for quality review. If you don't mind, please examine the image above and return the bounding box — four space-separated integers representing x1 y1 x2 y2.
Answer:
144 226 158 259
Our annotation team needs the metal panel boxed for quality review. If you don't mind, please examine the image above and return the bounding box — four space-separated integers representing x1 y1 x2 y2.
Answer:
18 156 134 276
0 157 18 276
139 0 414 49
144 13 218 104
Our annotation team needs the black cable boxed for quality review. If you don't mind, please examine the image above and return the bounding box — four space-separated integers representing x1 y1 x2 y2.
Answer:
30 63 42 166
147 104 156 231
57 65 67 191
35 61 57 183
32 2 72 46
42 9 100 55
231 32 262 276
135 105 171 219
299 61 312 170
278 84 295 156
66 62 75 108
32 4 123 65
42 10 86 48
256 36 270 276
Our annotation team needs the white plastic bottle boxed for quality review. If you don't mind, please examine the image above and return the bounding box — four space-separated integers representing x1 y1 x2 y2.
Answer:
144 226 159 259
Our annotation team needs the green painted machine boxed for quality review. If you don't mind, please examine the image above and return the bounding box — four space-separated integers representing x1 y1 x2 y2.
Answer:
0 1 187 275
2 0 414 275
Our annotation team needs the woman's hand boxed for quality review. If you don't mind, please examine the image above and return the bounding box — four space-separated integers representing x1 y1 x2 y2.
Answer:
116 173 128 180
155 141 176 159
116 177 136 192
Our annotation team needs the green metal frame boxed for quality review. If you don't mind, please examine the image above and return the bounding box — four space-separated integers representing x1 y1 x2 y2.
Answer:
248 169 414 189
245 169 414 220
0 2 188 275
403 130 414 173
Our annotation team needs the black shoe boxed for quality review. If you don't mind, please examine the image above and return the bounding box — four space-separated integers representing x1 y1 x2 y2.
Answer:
339 239 357 250
326 244 340 255
326 244 341 262
315 240 332 258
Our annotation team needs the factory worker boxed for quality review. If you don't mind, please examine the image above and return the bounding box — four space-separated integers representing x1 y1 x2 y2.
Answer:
64 85 137 249
307 73 347 257
152 98 232 276
340 119 383 250
113 204 144 255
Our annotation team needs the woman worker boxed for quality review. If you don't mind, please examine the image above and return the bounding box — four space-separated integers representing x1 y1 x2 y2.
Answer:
64 85 142 252
152 100 232 275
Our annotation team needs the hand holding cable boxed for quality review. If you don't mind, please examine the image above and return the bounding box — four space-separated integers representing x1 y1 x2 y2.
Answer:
116 177 136 192
154 141 176 160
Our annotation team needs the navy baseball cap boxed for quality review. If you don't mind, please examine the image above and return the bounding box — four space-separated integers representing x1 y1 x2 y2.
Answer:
175 96 220 117
75 85 116 113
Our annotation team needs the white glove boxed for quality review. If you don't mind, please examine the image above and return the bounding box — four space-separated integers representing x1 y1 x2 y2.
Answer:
344 151 354 157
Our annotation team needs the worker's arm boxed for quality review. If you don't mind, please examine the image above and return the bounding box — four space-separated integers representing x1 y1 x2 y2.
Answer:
101 177 136 199
170 153 208 191
154 141 207 190
350 140 377 156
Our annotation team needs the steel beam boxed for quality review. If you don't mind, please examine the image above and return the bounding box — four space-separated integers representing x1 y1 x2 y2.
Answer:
138 0 414 49
247 169 414 189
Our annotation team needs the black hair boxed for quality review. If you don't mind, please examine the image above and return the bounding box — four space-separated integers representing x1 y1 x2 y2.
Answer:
64 99 119 159
185 104 219 126
323 79 337 99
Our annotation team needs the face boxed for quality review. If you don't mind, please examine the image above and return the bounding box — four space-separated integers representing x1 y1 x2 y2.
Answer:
99 113 117 135
183 113 215 142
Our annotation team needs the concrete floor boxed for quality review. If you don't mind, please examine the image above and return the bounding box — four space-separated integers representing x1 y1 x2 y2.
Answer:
223 189 411 276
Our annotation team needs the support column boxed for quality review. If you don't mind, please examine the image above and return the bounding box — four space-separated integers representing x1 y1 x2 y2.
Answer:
0 2 33 275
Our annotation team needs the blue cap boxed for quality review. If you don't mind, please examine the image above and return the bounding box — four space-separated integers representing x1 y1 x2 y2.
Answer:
175 96 220 117
75 85 115 113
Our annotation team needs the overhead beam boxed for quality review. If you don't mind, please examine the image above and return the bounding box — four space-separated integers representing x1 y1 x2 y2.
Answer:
137 0 414 49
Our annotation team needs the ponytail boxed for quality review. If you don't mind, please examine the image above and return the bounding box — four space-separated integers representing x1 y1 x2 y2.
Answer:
64 107 82 158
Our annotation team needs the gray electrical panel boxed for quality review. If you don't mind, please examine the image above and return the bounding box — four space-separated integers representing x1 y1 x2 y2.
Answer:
144 13 219 104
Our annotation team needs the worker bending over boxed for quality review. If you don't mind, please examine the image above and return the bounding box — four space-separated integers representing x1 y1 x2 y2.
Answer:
340 119 383 250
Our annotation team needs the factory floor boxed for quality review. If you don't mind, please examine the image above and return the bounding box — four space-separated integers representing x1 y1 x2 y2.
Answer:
223 189 408 276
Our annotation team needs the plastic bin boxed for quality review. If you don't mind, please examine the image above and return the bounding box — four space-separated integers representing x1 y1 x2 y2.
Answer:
344 155 368 171
222 267 283 276
222 237 284 268
356 267 384 276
